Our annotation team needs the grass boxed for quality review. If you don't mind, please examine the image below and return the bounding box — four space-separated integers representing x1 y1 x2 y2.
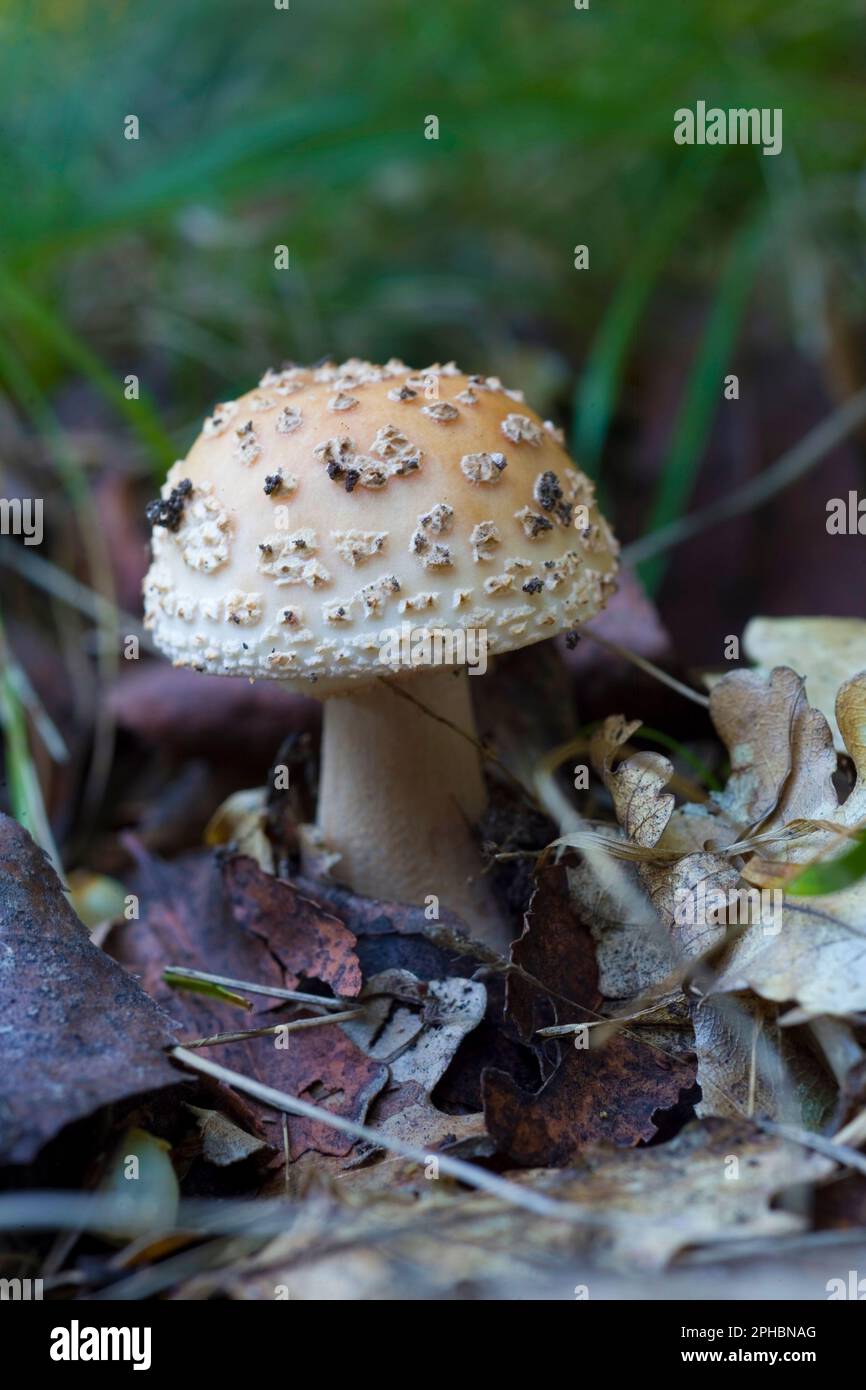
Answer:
0 608 63 873
0 0 865 846
638 211 768 594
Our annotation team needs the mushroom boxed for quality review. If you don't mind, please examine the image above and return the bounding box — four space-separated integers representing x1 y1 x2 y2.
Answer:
143 359 619 947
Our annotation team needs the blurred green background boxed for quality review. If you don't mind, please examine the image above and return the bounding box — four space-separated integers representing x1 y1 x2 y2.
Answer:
1 0 865 856
2 0 864 494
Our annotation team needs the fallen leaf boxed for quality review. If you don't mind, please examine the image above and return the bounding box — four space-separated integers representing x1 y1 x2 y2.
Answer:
0 817 181 1166
205 789 274 873
117 844 361 1006
744 616 866 752
482 867 696 1164
171 1118 834 1299
278 1023 389 1160
223 855 362 999
110 846 377 1147
566 856 677 1000
187 1106 269 1167
567 821 838 1128
596 668 866 1016
341 970 488 1160
691 995 836 1128
218 872 540 1123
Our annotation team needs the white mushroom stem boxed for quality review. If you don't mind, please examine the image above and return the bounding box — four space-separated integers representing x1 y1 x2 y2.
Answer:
318 667 508 948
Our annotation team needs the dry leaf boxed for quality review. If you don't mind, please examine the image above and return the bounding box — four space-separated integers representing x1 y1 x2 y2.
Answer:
744 616 866 752
340 970 488 1161
482 868 696 1164
598 668 866 1017
187 1106 270 1167
691 995 836 1128
0 816 180 1165
171 1118 834 1298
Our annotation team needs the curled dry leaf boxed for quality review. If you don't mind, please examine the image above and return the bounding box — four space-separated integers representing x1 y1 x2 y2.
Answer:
0 816 181 1166
340 970 488 1160
744 616 866 753
187 1105 270 1167
205 788 273 873
598 668 866 1017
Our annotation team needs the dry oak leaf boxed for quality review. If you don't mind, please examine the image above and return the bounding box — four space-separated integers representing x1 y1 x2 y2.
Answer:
691 994 837 1129
112 846 374 1146
279 1021 389 1160
744 616 866 753
0 816 180 1166
482 867 696 1165
600 669 866 1017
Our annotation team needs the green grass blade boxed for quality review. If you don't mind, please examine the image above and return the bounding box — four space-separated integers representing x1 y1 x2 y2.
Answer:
163 969 253 1011
638 212 767 595
0 265 175 481
0 610 63 874
787 831 866 897
636 725 723 792
573 157 714 484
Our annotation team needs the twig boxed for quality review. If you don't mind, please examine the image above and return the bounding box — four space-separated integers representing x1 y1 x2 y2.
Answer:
579 628 710 708
169 1046 610 1228
623 386 866 567
753 1117 866 1178
163 966 350 1009
184 1010 363 1048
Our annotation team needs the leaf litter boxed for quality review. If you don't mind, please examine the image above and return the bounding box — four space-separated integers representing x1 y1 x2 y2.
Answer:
3 635 866 1298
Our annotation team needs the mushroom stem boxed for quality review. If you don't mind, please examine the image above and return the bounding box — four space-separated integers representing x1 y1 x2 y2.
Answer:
318 667 508 948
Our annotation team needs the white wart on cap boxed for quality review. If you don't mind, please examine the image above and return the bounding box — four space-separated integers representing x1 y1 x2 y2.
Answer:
143 359 619 691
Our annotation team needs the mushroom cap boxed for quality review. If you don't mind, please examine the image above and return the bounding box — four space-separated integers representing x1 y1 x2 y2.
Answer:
143 359 619 692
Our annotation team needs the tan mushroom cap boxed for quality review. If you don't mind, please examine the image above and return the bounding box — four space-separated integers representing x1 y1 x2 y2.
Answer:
143 359 619 692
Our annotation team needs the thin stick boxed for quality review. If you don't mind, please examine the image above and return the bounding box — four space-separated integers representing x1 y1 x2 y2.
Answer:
163 967 350 1009
753 1118 866 1178
834 1109 866 1150
0 540 157 651
184 1010 363 1049
623 386 866 566
747 1014 761 1119
579 628 710 708
281 1114 290 1198
169 1046 610 1228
